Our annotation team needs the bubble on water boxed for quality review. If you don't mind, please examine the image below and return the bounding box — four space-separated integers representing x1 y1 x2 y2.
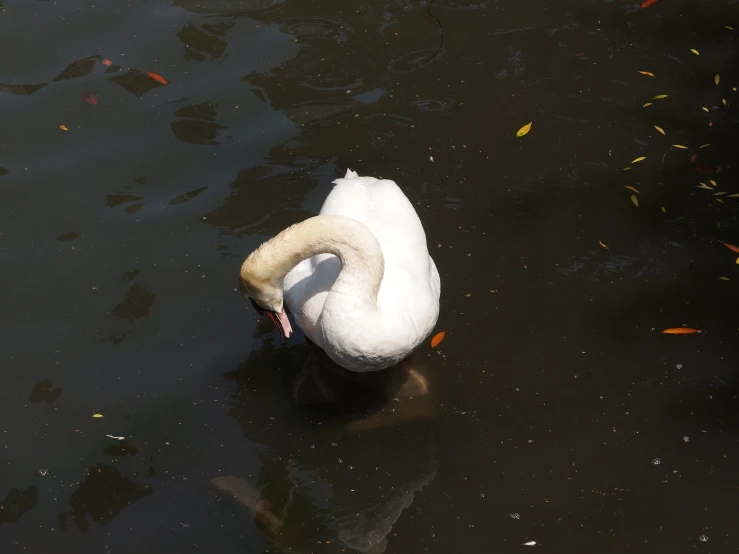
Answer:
509 513 521 520
676 363 683 369
699 534 709 542
479 492 485 498
310 444 315 449
683 436 690 443
331 442 337 446
651 457 662 465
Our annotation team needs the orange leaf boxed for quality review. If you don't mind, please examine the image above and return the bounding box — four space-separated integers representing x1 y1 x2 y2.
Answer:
147 71 168 85
101 59 113 67
430 331 446 348
721 242 739 254
638 70 655 77
661 328 700 335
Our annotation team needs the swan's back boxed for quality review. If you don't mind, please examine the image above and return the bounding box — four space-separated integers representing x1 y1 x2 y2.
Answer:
284 170 440 364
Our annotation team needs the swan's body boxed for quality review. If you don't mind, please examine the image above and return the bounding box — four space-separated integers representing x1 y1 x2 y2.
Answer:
240 169 440 372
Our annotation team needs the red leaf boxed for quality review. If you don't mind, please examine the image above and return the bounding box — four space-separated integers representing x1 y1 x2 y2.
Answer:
101 59 113 67
721 242 739 254
83 93 98 105
641 0 661 7
430 331 446 348
147 71 168 86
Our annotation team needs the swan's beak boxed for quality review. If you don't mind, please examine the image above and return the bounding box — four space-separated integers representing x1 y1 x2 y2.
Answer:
266 308 293 340
249 298 293 339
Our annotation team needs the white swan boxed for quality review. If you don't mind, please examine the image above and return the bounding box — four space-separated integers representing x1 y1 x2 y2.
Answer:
239 169 440 372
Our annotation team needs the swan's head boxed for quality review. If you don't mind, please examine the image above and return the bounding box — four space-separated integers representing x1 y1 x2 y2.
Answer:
238 274 293 340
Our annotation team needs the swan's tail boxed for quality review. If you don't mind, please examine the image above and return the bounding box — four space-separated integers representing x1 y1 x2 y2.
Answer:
344 168 359 179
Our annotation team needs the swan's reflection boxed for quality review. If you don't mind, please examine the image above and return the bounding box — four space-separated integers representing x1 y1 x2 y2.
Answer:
217 337 437 553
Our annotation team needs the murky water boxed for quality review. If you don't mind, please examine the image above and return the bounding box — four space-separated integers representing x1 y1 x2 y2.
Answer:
2 0 739 552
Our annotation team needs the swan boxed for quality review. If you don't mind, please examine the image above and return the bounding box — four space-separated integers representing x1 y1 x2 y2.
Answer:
239 169 440 372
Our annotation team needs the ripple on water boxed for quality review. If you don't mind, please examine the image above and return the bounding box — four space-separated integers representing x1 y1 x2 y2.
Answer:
388 49 441 74
281 17 356 43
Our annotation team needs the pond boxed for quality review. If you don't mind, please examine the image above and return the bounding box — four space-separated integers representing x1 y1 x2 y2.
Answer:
1 0 738 552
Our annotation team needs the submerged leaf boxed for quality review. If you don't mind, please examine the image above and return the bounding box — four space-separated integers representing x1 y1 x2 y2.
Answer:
430 331 446 348
516 121 532 137
653 125 665 135
83 92 98 105
630 194 639 207
661 327 699 334
672 144 689 149
631 156 646 163
721 242 739 254
690 49 700 55
624 185 640 194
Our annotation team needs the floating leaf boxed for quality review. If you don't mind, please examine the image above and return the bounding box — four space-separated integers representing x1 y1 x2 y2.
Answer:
717 198 725 203
147 71 168 85
722 98 727 105
624 185 640 194
653 94 668 100
642 103 653 108
630 194 639 207
690 49 700 55
661 327 700 334
92 413 104 418
653 125 665 135
516 121 532 137
631 156 646 163
661 206 666 213
727 26 735 31
721 242 739 254
623 167 632 171
696 183 713 190
699 143 711 149
430 331 446 348
727 193 739 198
638 70 655 77
59 125 69 131
599 240 609 249
736 257 739 264
672 144 689 149
709 179 717 186
720 276 731 281
715 74 721 85
83 92 98 105
701 106 709 112
713 191 727 196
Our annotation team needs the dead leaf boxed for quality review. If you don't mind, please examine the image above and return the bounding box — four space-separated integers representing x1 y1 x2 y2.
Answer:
715 74 721 85
623 167 632 171
653 125 665 135
631 156 646 163
83 92 98 105
727 26 735 31
147 71 168 85
101 59 113 67
516 122 532 137
723 99 727 105
713 191 726 196
599 241 609 249
92 413 104 418
59 125 69 131
672 144 689 149
653 94 668 100
721 242 739 254
690 153 697 163
642 102 653 108
690 49 700 56
661 206 666 213
699 144 710 149
696 183 713 190
720 276 731 281
630 194 639 207
702 107 709 112
638 70 655 77
661 328 700 334
624 185 640 194
430 331 446 348
726 193 739 198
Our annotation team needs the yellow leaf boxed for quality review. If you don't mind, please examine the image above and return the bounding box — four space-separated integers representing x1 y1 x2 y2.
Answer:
736 257 739 264
716 198 725 203
715 74 721 85
671 144 689 149
516 122 532 137
710 179 717 186
723 99 727 105
625 185 640 194
599 240 609 249
720 276 731 281
59 125 69 131
638 70 655 77
642 102 653 107
623 167 632 171
92 413 104 418
653 94 668 100
630 194 639 207
727 193 739 198
690 48 700 55
726 26 734 31
734 87 737 92
702 107 709 112
653 125 665 135
697 183 713 190
713 191 726 196
661 206 666 213
631 156 646 163
699 143 711 149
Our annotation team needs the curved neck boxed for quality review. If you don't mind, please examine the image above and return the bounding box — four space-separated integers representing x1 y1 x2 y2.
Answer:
241 215 385 303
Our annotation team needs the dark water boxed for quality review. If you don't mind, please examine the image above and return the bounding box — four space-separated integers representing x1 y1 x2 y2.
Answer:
2 0 739 552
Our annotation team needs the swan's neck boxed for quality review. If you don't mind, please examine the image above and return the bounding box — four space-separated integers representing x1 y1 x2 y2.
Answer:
242 215 385 304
